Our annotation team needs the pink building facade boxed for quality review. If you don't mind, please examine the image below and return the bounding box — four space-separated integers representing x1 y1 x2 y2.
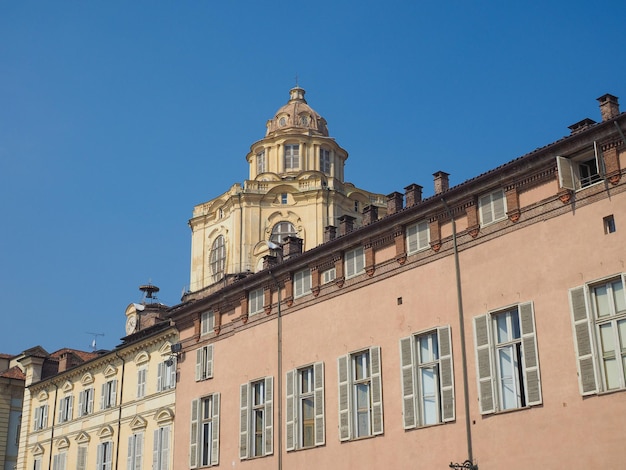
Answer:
170 93 626 469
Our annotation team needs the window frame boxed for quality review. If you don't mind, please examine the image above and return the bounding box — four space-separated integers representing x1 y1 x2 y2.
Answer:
270 221 297 245
209 236 226 283
556 144 604 191
321 267 336 285
52 451 67 470
248 288 264 316
293 269 312 299
96 441 113 470
406 220 430 254
195 344 214 382
152 425 171 470
344 247 365 280
136 368 147 399
33 404 48 431
286 362 325 451
201 311 215 336
100 379 117 410
189 393 221 468
256 150 266 174
157 359 176 392
478 189 507 226
57 395 73 423
284 144 300 171
319 148 331 174
127 432 143 470
239 377 273 460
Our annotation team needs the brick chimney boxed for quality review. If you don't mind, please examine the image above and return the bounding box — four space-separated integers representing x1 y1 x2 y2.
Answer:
386 192 404 215
262 254 280 270
597 94 620 121
362 205 378 225
404 183 423 207
568 118 597 135
324 225 337 242
338 215 356 236
433 171 450 195
282 236 303 260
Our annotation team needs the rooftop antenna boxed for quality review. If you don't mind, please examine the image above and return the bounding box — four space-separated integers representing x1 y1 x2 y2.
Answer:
86 332 104 351
139 281 160 304
295 73 299 87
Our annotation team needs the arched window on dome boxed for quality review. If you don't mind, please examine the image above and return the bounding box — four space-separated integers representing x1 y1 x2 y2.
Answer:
284 144 300 171
209 235 226 283
270 222 297 245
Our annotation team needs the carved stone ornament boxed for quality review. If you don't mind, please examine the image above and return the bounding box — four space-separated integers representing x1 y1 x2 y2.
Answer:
467 224 480 239
366 266 375 277
507 209 521 223
430 242 442 252
240 314 249 324
312 286 320 297
286 297 293 308
558 189 573 204
335 277 345 288
213 325 221 335
396 254 407 265
608 171 621 185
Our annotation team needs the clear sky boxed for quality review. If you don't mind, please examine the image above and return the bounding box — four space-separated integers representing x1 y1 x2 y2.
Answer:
2 1 625 355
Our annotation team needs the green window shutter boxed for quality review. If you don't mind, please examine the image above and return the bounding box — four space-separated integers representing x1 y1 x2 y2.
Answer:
569 286 598 395
556 156 575 190
239 384 249 460
474 314 495 414
399 336 416 429
211 393 220 466
264 376 274 456
189 399 199 469
285 370 296 451
195 349 203 381
314 361 325 446
519 302 542 406
370 346 384 436
337 355 351 441
438 326 455 422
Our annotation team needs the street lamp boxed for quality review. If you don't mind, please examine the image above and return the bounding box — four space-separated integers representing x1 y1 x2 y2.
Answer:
449 460 478 470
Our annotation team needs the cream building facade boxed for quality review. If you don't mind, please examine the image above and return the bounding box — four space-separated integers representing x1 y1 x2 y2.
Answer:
16 302 178 470
0 354 25 470
188 87 387 292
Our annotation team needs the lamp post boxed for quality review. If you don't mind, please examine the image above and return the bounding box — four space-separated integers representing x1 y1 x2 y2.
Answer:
449 460 478 470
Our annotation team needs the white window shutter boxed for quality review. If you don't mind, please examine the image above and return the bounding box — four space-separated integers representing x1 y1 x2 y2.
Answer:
314 361 325 446
77 446 87 470
474 315 495 414
206 345 214 379
211 393 220 466
42 405 48 428
594 141 606 177
169 360 176 389
105 442 112 470
556 156 576 190
438 326 455 422
96 444 103 470
135 433 143 470
337 355 351 441
100 384 105 409
157 362 163 391
189 399 199 469
569 286 598 395
239 383 249 460
406 224 418 253
370 346 384 435
127 436 133 469
479 194 493 225
153 430 159 470
399 336 416 429
58 399 63 423
264 376 274 456
68 396 73 420
519 302 542 406
195 349 203 381
493 190 506 221
88 388 93 414
285 369 296 451
161 426 170 470
111 380 117 407
356 248 365 274
78 391 84 417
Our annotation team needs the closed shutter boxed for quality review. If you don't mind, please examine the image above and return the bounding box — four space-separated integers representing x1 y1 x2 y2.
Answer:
127 436 134 469
78 391 84 417
418 222 429 249
519 302 542 405
399 336 416 429
239 383 249 459
314 361 325 446
406 225 418 253
205 345 214 379
264 376 273 456
135 433 143 470
153 430 159 470
169 360 177 388
493 190 506 220
96 444 103 470
356 248 365 274
77 446 87 470
43 405 48 427
569 286 598 395
594 141 606 177
111 380 117 407
161 426 170 470
104 442 112 470
68 396 73 420
189 399 199 468
33 406 39 429
195 349 203 381
438 326 455 422
285 369 296 451
479 194 493 225
337 355 351 441
211 393 220 466
157 362 163 391
370 346 384 435
58 399 63 423
87 388 93 414
474 315 495 414
556 156 575 190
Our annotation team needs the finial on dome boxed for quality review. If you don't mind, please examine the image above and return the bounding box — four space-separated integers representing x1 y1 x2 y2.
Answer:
289 85 306 103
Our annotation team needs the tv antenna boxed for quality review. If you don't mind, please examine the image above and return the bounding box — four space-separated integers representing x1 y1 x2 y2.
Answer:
86 332 104 351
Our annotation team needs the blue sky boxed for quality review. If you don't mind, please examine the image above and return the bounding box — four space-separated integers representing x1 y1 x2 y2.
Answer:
1 1 625 354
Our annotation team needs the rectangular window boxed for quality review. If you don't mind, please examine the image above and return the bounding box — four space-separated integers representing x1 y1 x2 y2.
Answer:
100 379 117 410
337 347 383 441
321 267 336 284
604 215 616 234
320 149 331 174
406 220 430 254
137 368 146 399
239 377 273 460
399 326 454 429
58 395 73 423
286 363 325 451
284 144 300 170
78 387 94 417
201 311 215 336
96 441 112 470
33 404 48 430
157 360 176 391
344 247 365 279
189 393 221 468
256 151 266 174
76 445 87 470
195 345 214 381
52 452 66 470
127 433 143 470
248 288 264 315
569 274 626 394
153 426 170 470
478 189 507 226
281 193 288 204
556 146 604 190
293 269 311 299
473 302 542 414
33 458 42 470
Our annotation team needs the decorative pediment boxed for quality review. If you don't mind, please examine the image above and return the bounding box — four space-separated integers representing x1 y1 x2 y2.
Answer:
103 365 117 378
134 351 150 365
158 342 173 357
129 415 148 430
31 443 45 456
37 390 48 402
62 380 73 393
81 372 94 385
154 407 175 424
75 431 90 444
97 425 114 440
56 437 70 450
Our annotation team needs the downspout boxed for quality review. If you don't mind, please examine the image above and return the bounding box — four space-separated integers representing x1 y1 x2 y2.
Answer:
268 270 282 470
48 383 59 470
441 198 474 465
114 352 126 470
239 192 243 273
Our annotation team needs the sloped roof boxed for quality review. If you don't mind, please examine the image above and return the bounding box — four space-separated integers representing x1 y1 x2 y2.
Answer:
0 365 25 381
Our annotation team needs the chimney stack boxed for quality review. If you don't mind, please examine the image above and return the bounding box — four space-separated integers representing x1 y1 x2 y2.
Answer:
597 94 620 121
433 171 450 195
362 205 379 225
324 225 337 242
338 215 356 236
386 192 404 215
282 236 303 260
404 183 423 207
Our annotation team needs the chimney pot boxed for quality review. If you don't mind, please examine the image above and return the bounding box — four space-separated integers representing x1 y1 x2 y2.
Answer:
404 183 423 207
338 215 356 236
433 171 450 195
324 225 337 242
362 205 379 225
282 236 303 260
386 192 404 215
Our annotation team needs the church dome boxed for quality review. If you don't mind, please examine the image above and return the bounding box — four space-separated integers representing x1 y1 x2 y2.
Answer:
265 87 329 137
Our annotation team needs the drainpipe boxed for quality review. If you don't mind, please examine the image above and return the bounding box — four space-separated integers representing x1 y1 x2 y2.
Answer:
114 352 126 470
48 383 59 470
239 192 243 273
268 270 282 470
441 198 475 466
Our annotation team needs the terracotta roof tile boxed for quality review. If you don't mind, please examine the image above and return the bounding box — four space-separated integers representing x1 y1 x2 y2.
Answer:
0 365 25 380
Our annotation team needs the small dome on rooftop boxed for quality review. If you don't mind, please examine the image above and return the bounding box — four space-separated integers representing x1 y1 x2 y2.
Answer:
266 87 329 137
